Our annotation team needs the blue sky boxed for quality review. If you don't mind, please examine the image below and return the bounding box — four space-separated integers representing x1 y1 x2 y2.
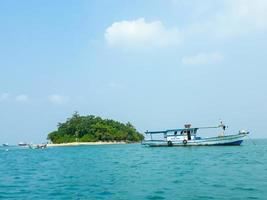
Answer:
1 0 267 143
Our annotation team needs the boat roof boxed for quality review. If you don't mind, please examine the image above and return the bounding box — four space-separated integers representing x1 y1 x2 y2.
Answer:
145 128 198 134
145 126 219 134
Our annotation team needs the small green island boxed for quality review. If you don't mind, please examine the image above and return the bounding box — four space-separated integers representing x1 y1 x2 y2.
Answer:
47 112 144 144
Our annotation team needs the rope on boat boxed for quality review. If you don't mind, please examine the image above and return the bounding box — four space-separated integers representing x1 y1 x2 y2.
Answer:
246 134 256 145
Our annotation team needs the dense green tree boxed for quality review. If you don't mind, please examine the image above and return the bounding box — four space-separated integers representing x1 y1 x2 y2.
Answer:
47 113 144 143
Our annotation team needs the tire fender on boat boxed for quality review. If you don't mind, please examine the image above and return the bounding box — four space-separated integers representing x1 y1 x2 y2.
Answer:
183 139 187 145
167 141 173 147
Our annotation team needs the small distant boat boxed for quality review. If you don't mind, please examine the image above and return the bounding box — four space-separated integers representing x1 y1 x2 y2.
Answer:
18 142 28 147
2 143 9 147
142 122 249 147
28 144 47 149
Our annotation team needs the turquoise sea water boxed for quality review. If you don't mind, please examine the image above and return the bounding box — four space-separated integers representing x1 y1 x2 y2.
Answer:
1 140 267 200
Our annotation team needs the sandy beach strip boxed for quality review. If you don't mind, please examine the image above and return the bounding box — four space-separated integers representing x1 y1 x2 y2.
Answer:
47 141 127 147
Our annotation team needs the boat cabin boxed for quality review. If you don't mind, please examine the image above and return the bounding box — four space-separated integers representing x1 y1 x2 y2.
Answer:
145 124 200 142
166 128 198 141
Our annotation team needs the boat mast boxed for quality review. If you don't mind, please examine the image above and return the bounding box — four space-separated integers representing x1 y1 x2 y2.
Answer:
218 121 226 136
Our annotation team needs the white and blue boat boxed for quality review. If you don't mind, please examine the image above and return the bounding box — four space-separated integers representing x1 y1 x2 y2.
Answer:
142 123 249 147
28 144 47 149
2 143 9 147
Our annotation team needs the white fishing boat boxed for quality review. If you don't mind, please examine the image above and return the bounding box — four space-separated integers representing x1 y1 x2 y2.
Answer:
142 122 249 147
28 144 47 149
2 143 9 147
18 142 28 147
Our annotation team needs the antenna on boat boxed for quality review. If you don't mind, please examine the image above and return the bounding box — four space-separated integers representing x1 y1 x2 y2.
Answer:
243 131 255 145
218 120 227 136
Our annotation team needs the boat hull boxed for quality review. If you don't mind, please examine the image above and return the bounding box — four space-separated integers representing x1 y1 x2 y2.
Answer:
142 133 247 147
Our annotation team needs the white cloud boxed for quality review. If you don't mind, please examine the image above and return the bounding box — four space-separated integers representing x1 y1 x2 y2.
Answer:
187 0 267 38
214 0 267 37
15 94 29 102
182 52 223 65
48 94 69 105
0 93 9 102
104 1 267 50
105 18 182 48
228 0 267 27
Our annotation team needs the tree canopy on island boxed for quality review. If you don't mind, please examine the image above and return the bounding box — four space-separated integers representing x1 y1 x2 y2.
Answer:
47 112 144 143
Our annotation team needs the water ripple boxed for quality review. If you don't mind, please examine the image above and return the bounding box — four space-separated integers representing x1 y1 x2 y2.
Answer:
0 141 267 199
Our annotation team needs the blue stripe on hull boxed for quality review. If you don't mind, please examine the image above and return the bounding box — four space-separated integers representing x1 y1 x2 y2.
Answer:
216 140 243 146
